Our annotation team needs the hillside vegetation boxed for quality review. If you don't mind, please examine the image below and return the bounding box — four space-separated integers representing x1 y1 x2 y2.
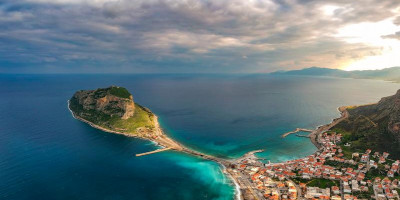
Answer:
109 86 131 99
69 86 155 136
332 89 400 159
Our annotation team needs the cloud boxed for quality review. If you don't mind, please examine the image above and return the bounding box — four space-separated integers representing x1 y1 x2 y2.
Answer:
395 16 400 25
0 0 400 73
383 31 400 40
24 0 121 6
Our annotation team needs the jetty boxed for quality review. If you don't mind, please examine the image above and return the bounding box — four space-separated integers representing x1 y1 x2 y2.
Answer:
281 128 313 138
283 106 350 149
136 147 172 157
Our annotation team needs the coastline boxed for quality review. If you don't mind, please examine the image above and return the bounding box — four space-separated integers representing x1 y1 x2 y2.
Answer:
262 106 351 169
309 106 349 149
281 105 350 150
68 99 355 200
68 100 243 200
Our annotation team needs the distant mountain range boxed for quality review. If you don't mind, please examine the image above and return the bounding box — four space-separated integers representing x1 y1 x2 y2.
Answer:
271 67 400 82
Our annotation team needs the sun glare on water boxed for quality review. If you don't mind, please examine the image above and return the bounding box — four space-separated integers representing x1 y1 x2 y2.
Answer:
336 18 400 71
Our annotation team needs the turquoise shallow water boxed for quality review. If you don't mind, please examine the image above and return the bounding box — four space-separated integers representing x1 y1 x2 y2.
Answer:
0 74 399 199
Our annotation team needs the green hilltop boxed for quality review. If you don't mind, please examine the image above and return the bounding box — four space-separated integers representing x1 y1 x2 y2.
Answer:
109 86 131 99
69 86 155 136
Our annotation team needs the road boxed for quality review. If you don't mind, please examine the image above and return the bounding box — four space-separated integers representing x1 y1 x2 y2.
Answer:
236 172 263 200
287 179 303 199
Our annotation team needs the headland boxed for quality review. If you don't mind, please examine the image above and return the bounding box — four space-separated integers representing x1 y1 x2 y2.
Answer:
68 86 247 199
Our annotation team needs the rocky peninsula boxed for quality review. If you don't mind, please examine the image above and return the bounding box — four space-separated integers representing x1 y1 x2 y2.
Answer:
68 86 183 150
68 86 246 199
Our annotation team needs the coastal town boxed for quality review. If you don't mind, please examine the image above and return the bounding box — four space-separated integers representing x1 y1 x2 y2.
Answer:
227 131 400 200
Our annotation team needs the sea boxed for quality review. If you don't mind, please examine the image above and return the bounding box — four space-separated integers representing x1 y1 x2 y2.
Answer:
1 74 399 200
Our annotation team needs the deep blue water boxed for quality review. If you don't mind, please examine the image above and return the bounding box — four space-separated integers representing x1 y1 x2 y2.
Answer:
1 74 399 200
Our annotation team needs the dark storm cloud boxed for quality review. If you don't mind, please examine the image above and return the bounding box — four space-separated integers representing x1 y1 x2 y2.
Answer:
0 0 399 73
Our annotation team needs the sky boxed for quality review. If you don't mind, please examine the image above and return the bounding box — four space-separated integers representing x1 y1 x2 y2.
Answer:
1 0 400 74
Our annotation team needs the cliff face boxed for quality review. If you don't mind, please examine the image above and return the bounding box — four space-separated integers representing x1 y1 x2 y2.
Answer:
70 86 135 120
333 89 400 158
69 86 156 136
378 90 400 134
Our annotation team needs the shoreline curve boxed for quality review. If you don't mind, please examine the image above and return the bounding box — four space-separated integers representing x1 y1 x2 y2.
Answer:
68 100 243 200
